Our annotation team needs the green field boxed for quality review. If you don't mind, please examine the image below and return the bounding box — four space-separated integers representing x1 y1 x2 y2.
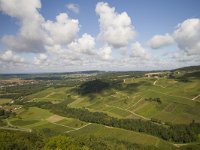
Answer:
7 107 90 134
0 98 12 105
23 74 200 124
1 69 200 149
68 123 175 150
26 87 74 104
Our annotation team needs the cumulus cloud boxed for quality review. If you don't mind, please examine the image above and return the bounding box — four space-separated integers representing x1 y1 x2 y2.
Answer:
0 0 46 53
43 13 80 45
0 0 80 53
147 34 174 49
1 0 198 72
148 18 200 56
96 2 136 48
130 42 150 60
0 50 24 63
68 33 95 54
33 53 49 67
98 45 112 60
66 3 79 14
34 53 48 65
166 51 200 63
173 18 200 55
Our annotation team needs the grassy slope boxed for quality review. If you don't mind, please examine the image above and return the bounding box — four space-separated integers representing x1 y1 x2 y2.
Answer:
8 107 89 134
68 123 175 150
0 98 11 105
24 75 200 124
3 72 200 149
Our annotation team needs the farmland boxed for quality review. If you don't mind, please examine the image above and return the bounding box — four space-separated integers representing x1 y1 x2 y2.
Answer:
0 67 200 149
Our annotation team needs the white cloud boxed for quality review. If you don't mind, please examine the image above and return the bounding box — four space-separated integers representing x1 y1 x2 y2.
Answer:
98 45 112 60
148 18 200 56
43 13 80 45
68 33 95 55
96 2 136 48
0 0 198 72
0 50 24 63
0 0 46 53
45 44 65 55
66 3 79 14
0 0 41 21
147 34 174 49
0 1 80 53
173 18 200 55
34 53 48 65
130 42 150 60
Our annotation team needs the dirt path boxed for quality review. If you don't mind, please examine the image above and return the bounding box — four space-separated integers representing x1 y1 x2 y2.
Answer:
6 119 13 127
149 89 192 100
150 89 200 104
153 80 158 85
2 119 32 132
192 94 200 101
153 79 166 88
0 127 31 132
105 104 150 120
173 143 190 148
50 122 77 130
126 97 143 110
65 123 92 133
45 92 55 98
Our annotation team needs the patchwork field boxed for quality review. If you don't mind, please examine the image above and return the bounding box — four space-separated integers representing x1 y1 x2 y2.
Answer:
7 107 89 134
23 75 200 124
68 123 175 150
26 87 74 104
1 69 199 149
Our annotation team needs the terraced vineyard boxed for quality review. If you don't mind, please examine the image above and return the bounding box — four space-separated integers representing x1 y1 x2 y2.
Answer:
0 67 200 149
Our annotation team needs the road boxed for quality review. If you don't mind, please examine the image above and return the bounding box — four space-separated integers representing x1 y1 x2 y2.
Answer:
192 94 200 101
126 97 143 110
153 79 166 88
0 126 31 132
105 104 150 120
65 123 92 133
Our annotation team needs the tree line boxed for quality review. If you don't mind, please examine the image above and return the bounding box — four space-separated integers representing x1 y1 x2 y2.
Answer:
0 129 163 150
26 101 200 143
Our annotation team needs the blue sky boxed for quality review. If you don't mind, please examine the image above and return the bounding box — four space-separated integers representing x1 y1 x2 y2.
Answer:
0 0 200 73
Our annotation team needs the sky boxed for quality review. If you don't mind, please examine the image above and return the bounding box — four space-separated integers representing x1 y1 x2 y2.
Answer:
0 0 200 73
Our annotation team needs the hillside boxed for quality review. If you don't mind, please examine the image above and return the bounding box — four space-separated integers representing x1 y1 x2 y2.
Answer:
173 65 200 72
0 66 200 149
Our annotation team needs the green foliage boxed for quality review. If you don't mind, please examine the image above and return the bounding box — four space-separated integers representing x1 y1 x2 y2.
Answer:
0 109 14 119
78 79 110 95
0 119 6 126
151 118 162 124
180 144 200 150
181 71 200 79
145 98 162 104
75 136 161 150
0 130 44 150
44 135 88 150
173 65 200 72
0 129 166 150
0 83 48 99
36 101 200 143
1 67 200 149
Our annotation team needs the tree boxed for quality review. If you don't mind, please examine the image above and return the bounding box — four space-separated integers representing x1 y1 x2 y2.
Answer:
44 135 89 150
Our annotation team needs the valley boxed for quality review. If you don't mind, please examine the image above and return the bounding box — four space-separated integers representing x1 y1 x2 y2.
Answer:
0 66 200 149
